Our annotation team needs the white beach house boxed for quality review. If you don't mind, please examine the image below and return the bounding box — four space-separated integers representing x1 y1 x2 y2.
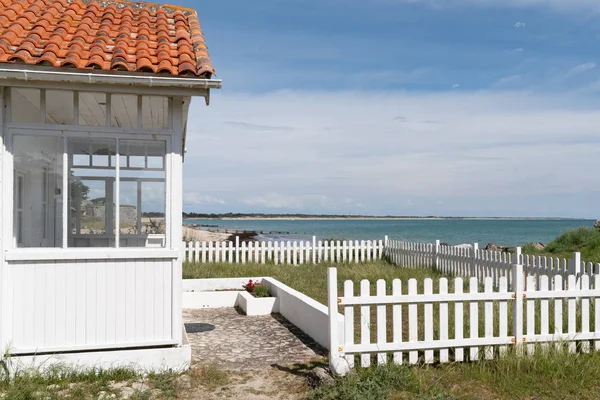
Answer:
0 0 220 370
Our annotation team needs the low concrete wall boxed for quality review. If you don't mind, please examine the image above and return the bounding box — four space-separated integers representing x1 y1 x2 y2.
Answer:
182 276 344 350
262 278 343 350
182 291 242 309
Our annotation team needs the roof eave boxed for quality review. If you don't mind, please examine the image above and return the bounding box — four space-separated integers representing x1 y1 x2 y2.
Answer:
0 65 222 96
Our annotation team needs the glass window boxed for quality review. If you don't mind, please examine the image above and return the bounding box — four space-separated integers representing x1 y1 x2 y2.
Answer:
142 96 169 130
68 138 116 248
13 135 64 247
46 90 74 125
111 94 138 129
79 92 107 126
11 88 41 123
119 140 166 248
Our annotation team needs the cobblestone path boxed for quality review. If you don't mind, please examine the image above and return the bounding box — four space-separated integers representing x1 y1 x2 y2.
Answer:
183 308 327 371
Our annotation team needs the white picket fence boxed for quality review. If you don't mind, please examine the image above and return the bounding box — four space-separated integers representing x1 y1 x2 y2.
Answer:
327 264 600 374
182 236 386 265
386 239 599 289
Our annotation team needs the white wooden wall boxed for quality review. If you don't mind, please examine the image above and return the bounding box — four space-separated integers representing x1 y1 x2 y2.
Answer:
6 258 174 354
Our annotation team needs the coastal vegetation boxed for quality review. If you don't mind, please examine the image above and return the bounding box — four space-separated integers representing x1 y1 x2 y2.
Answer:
185 260 600 399
182 212 577 220
522 227 600 263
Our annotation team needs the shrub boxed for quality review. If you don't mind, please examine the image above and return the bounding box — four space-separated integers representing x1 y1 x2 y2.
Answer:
252 284 270 298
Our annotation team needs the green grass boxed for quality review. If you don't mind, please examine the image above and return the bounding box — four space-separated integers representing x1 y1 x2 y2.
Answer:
309 346 600 400
184 259 442 305
522 227 600 263
0 365 183 399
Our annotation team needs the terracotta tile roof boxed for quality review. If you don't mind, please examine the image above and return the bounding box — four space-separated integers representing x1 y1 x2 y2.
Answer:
0 0 215 77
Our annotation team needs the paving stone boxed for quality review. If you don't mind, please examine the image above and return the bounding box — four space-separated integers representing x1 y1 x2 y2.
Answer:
183 308 326 370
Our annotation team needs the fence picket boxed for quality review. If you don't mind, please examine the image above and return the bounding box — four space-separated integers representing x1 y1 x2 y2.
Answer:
581 275 590 353
408 279 418 364
595 275 600 351
392 279 402 364
208 241 214 263
342 241 348 263
540 275 549 351
241 242 247 264
469 277 479 361
299 241 304 265
360 280 370 367
567 275 576 353
344 281 355 368
554 275 563 351
247 242 253 263
454 277 464 362
336 241 341 263
484 277 494 360
424 279 434 363
377 280 387 365
498 276 508 356
526 275 535 355
439 278 449 363
201 241 207 263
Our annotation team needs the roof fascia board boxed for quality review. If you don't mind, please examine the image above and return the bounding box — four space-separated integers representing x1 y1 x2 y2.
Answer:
0 66 221 97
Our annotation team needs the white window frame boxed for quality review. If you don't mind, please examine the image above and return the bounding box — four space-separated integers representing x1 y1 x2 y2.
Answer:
3 88 182 261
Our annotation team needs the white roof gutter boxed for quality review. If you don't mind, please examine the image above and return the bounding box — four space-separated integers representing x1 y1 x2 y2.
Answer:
0 66 222 93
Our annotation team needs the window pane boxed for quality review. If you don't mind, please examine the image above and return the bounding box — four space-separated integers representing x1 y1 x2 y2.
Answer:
142 96 169 130
13 135 63 247
111 94 137 128
79 92 106 126
11 88 41 123
119 139 166 248
46 90 74 125
68 138 116 247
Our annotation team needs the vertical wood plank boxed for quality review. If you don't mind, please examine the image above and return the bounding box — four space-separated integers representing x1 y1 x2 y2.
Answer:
581 275 590 353
554 275 563 351
567 275 576 353
360 280 371 367
454 277 464 362
439 278 449 363
484 277 494 360
539 275 549 351
408 279 418 364
595 275 600 351
377 279 387 365
344 280 355 368
424 278 434 363
526 276 536 355
392 279 402 364
469 277 479 361
499 276 508 356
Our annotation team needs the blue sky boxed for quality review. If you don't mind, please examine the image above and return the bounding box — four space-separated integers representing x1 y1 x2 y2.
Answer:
174 0 600 218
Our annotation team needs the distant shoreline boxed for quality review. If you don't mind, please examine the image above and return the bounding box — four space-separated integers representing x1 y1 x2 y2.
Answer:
183 217 591 221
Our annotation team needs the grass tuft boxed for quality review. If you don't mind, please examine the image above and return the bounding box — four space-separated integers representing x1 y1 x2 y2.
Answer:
523 227 600 263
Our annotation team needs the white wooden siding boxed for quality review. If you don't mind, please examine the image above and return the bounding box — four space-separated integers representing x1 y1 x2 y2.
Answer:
6 258 173 354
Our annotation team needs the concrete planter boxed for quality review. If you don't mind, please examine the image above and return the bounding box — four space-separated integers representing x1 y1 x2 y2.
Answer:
237 291 277 316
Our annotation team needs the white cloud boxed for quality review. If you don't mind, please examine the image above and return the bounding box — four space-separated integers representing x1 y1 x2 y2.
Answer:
513 48 525 52
242 193 333 209
387 0 600 12
566 62 596 77
492 74 522 87
183 193 226 205
183 90 600 217
514 21 526 29
452 83 460 88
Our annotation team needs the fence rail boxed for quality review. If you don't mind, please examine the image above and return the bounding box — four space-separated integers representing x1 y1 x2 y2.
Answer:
182 236 386 265
327 265 600 375
386 239 598 289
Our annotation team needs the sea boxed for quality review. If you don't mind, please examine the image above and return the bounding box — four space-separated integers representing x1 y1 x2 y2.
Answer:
182 219 595 247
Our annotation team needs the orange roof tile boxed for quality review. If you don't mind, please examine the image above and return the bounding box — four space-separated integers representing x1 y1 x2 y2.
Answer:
0 0 215 77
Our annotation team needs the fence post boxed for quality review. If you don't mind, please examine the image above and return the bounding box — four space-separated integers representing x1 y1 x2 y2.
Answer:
434 240 440 271
328 267 349 376
571 252 582 288
312 236 317 264
471 243 479 279
235 235 240 263
384 235 389 259
512 262 524 354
